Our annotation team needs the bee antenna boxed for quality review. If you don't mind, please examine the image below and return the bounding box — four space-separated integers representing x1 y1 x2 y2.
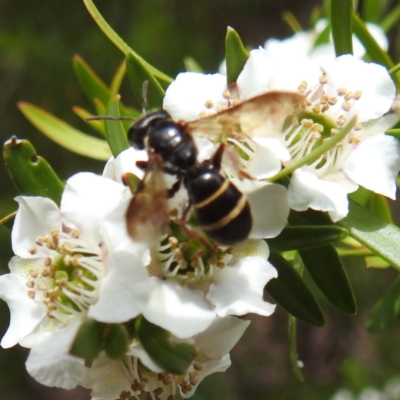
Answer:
86 116 136 122
142 80 149 115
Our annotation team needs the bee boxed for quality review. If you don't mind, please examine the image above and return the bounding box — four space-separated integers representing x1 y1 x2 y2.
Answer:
124 91 305 246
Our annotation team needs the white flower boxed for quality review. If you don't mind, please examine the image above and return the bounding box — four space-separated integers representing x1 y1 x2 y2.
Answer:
82 316 250 400
0 172 150 389
264 20 388 67
238 51 399 220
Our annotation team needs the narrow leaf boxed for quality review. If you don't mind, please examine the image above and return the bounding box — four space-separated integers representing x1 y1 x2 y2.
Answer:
104 324 129 359
330 0 353 56
225 27 249 85
338 200 400 271
73 55 110 106
266 226 348 252
82 0 172 84
352 14 396 74
70 319 104 363
366 274 400 332
183 57 204 72
266 253 325 327
105 96 130 157
369 193 393 223
135 316 197 375
72 106 106 137
126 52 165 110
381 4 400 32
18 102 111 161
363 0 390 24
289 316 304 381
299 245 357 314
110 59 127 97
282 11 302 33
3 137 64 204
0 211 16 229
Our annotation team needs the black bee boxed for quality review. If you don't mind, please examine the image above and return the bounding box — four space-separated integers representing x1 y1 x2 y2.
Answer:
125 91 304 246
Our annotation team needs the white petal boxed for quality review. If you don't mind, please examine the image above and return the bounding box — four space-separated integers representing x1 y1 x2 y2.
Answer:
180 355 232 398
0 272 47 348
12 196 61 258
344 134 400 199
88 251 150 323
288 169 349 222
247 142 283 179
236 180 289 239
143 278 215 339
103 147 147 183
25 321 85 389
163 72 228 121
61 172 129 245
324 55 395 121
208 256 277 317
128 341 163 373
194 316 250 358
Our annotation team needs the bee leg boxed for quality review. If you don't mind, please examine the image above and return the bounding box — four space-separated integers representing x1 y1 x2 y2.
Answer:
167 178 182 198
209 143 225 171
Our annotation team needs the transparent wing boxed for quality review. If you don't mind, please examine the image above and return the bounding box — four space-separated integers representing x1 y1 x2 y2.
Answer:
126 152 170 244
186 91 305 140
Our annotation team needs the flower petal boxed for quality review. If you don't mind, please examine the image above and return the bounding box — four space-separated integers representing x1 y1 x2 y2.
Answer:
25 320 85 389
61 172 129 246
194 316 250 358
0 271 47 348
143 278 215 339
88 251 150 323
344 134 400 199
163 72 228 121
236 180 289 239
288 169 349 222
208 256 277 317
12 196 61 258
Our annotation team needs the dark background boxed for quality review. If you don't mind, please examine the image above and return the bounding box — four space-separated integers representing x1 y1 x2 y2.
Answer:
1 1 400 399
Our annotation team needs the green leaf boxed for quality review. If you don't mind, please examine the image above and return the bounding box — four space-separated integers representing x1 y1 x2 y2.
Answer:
282 11 302 33
104 324 129 359
110 59 127 97
70 319 104 363
126 52 165 110
3 137 64 204
352 14 396 79
312 21 331 47
365 256 390 269
366 274 400 332
0 211 16 229
18 102 111 161
82 0 172 84
381 4 400 32
363 0 390 24
266 226 348 252
369 193 393 223
73 54 110 106
288 209 333 227
266 253 325 327
72 106 106 137
183 57 204 72
338 200 400 271
135 316 197 375
225 27 249 85
330 0 353 56
104 96 130 157
288 316 304 382
299 245 357 314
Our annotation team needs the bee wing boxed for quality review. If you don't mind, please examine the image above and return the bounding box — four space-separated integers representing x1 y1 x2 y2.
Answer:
186 91 305 141
126 153 170 244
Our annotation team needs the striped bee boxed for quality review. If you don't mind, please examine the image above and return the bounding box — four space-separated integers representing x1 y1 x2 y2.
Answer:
125 91 304 246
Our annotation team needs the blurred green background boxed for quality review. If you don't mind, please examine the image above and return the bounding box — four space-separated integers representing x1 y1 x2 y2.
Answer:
1 0 400 399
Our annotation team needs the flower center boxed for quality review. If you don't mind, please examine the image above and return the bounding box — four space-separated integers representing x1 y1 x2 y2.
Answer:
26 227 103 321
153 220 231 284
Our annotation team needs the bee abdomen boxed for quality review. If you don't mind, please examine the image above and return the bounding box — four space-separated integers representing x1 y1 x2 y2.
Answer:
191 178 252 245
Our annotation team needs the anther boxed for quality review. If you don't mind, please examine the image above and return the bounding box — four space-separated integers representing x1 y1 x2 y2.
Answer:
337 88 347 96
153 388 164 396
198 111 207 118
319 73 328 84
44 257 52 267
327 96 337 105
26 280 35 288
297 81 308 93
337 116 346 126
354 90 362 100
204 100 214 109
28 246 37 255
70 230 80 239
30 270 38 278
344 91 353 101
27 290 35 298
37 284 47 291
312 105 321 114
35 236 45 246
342 101 351 112
321 104 329 113
223 89 231 100
354 122 363 130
